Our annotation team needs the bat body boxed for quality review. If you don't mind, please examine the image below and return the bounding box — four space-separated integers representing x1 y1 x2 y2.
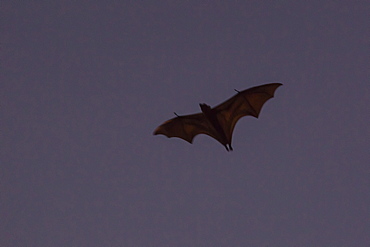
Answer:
154 83 282 151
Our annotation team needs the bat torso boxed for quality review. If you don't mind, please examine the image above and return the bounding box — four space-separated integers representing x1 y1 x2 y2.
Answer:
199 103 232 151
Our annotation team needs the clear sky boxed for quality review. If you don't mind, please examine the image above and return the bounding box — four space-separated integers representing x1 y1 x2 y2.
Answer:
1 1 369 246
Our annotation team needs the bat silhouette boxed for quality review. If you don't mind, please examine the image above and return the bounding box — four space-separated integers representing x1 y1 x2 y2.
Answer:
153 83 282 151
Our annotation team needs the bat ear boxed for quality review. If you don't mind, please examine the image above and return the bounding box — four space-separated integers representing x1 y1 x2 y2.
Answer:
199 103 211 113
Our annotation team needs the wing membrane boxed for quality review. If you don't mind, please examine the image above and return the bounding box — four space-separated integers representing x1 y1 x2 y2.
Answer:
153 113 219 143
214 83 282 143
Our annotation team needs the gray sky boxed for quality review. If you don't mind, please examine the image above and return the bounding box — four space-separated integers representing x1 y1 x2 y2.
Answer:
1 1 369 246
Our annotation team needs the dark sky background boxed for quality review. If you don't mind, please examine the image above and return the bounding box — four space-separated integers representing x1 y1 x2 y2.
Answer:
1 1 369 246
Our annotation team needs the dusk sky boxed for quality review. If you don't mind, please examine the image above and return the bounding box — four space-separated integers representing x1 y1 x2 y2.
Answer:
1 1 369 246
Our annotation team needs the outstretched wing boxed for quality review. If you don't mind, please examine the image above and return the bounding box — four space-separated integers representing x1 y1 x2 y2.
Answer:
153 113 219 143
214 83 282 143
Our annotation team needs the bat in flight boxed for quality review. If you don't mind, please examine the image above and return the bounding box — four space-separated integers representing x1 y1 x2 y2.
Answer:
153 83 282 151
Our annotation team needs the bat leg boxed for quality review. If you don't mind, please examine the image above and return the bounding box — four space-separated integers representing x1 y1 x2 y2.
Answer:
224 144 233 152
